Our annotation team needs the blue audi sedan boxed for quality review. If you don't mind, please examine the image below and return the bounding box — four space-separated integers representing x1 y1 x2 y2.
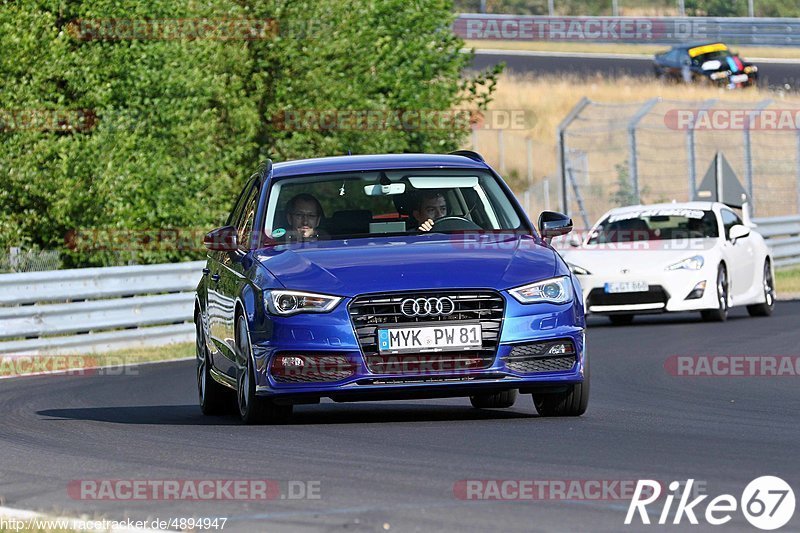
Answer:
195 152 588 423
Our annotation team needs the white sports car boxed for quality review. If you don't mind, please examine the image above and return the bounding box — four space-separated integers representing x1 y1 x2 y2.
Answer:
560 202 775 325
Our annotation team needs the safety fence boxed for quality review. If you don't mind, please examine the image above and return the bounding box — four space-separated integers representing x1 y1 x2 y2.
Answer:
0 261 204 355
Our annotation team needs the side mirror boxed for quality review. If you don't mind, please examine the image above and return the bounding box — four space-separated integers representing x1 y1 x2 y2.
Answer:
729 224 750 244
204 226 238 252
538 211 573 243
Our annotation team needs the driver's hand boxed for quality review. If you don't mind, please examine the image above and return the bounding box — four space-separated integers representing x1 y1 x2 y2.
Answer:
418 219 434 232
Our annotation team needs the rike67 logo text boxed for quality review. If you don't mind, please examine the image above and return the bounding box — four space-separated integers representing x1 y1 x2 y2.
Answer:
626 477 795 530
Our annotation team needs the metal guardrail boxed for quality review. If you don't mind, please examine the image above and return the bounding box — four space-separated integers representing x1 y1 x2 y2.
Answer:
0 261 204 355
753 216 800 267
455 14 800 47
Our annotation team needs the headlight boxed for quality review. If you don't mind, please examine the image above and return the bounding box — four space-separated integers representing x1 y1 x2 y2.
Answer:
745 65 757 73
509 276 573 304
264 290 342 316
567 263 592 276
666 255 705 271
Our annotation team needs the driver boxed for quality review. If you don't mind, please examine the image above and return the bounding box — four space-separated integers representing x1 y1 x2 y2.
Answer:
413 191 448 232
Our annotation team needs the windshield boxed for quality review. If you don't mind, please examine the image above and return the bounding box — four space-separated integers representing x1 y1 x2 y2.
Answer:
693 50 732 64
263 169 528 243
587 208 719 244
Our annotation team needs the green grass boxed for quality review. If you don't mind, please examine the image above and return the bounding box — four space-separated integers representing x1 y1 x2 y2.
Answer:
776 266 800 295
0 342 194 378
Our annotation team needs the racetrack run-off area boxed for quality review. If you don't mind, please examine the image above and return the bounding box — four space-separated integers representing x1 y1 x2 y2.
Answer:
1 302 798 532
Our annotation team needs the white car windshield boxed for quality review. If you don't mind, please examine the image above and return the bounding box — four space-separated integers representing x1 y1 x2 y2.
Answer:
588 209 720 243
264 169 529 242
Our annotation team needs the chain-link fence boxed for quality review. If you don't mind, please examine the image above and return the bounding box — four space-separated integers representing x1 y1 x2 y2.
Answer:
0 248 63 273
551 97 800 226
467 128 561 220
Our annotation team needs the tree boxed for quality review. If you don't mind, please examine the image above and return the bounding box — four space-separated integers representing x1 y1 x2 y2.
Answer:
0 0 499 267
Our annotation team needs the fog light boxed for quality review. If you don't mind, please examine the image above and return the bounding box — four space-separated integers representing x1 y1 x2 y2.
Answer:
686 281 706 300
270 355 306 378
280 356 305 368
269 354 356 383
548 342 576 356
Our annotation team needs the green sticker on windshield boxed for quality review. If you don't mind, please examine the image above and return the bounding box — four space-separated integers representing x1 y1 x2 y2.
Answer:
272 228 286 238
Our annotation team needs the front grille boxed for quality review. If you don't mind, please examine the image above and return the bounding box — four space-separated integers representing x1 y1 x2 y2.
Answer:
587 285 668 307
504 340 577 374
349 291 504 374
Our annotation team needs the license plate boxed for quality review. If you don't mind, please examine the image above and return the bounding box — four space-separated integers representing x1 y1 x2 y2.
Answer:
604 281 649 293
731 74 749 83
378 324 482 354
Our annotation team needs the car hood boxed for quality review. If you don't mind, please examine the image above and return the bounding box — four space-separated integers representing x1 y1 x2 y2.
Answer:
255 234 557 297
560 245 715 275
698 55 747 74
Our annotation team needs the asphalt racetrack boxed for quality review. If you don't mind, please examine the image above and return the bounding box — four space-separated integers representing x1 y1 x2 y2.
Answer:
1 302 798 531
472 49 800 90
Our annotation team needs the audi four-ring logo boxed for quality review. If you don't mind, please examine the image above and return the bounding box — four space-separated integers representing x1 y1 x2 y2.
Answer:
400 297 456 317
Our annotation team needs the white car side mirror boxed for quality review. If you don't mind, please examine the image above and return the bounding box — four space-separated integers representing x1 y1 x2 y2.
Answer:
729 224 750 243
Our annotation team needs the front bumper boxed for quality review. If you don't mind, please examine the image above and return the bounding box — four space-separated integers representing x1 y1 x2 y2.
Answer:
576 268 719 315
248 293 586 402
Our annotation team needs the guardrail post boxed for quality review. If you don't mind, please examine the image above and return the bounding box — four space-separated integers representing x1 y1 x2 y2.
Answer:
543 179 550 211
796 129 800 214
498 129 505 175
628 98 660 204
557 97 591 215
744 99 773 215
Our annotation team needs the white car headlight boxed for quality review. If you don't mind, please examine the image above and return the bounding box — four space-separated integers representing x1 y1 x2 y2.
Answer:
265 290 342 316
509 276 573 304
567 263 592 276
666 255 705 271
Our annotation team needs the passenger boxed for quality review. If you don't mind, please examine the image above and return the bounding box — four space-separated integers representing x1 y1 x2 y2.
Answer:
285 193 325 242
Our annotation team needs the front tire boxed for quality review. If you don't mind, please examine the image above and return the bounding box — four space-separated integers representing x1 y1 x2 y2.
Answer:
470 390 518 409
236 315 293 425
532 353 589 417
747 261 775 317
196 313 233 415
701 264 729 322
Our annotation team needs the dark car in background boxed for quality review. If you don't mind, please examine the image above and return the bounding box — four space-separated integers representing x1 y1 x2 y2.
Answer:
653 42 758 88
